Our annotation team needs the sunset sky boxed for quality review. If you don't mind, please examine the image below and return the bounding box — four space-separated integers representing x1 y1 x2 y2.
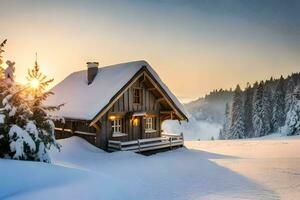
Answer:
0 0 299 103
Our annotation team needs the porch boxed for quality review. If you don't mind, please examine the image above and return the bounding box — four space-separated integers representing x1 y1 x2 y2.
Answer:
108 133 184 152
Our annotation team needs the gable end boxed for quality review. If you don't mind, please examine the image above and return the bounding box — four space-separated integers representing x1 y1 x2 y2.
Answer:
89 66 188 127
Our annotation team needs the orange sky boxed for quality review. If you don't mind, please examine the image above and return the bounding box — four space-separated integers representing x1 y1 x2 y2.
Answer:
1 1 299 103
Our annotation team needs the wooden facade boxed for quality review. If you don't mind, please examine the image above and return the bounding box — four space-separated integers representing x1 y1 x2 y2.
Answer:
54 67 187 151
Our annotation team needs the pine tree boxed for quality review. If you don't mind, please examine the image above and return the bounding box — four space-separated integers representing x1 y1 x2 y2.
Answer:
0 39 7 79
261 85 272 135
26 58 54 97
0 41 62 162
285 77 296 115
283 85 300 135
252 82 264 137
0 39 10 156
229 85 245 139
243 83 254 137
220 102 231 139
25 58 62 162
272 76 286 132
1 85 35 160
218 129 223 140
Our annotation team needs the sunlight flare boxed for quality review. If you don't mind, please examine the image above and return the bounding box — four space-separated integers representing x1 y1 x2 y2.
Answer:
30 78 40 89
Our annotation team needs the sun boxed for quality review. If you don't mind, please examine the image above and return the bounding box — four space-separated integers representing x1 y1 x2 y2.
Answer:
30 78 40 89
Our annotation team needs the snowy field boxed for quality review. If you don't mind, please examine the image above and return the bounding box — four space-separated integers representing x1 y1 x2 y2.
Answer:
186 135 300 200
1 136 300 200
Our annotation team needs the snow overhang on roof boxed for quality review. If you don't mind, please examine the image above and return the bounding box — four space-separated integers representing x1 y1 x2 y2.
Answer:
45 60 189 121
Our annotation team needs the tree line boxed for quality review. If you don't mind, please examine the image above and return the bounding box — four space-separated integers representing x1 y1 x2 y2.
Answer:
220 73 300 139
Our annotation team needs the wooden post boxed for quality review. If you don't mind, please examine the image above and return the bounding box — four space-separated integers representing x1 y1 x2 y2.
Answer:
95 116 108 150
141 117 145 139
95 128 102 148
180 132 184 147
71 121 74 135
180 132 184 140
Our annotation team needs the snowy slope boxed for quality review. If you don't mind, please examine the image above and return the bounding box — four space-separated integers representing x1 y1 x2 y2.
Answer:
45 60 188 120
0 136 282 200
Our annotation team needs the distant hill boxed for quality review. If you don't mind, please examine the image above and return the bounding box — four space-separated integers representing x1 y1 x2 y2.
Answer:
162 89 233 140
185 89 234 124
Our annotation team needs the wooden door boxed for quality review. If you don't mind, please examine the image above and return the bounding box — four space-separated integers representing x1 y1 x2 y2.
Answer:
133 117 142 140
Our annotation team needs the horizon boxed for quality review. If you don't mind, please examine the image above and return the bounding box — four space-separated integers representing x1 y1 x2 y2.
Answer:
1 0 300 103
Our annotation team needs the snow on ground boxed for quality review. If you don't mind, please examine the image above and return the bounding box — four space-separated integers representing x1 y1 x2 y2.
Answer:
186 137 300 200
1 136 299 199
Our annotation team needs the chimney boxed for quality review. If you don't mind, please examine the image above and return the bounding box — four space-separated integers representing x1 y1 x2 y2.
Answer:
87 62 99 85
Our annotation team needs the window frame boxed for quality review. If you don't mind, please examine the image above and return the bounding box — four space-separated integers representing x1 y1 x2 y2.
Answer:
145 117 156 132
112 118 122 134
133 87 142 105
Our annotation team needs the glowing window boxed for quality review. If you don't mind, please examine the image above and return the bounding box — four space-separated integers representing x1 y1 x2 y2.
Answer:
112 119 122 134
145 117 155 131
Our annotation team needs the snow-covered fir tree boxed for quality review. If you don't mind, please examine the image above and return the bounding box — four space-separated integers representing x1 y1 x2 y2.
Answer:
285 77 296 115
229 85 245 139
243 83 254 137
283 85 300 136
25 59 62 161
252 82 264 137
272 76 286 132
220 72 300 139
0 39 7 78
261 85 272 135
0 39 9 156
0 40 61 162
219 102 231 139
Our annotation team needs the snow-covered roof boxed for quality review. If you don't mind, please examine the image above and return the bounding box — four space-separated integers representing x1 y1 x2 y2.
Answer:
45 60 188 121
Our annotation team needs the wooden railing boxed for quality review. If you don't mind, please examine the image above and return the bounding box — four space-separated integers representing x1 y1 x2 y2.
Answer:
108 133 184 152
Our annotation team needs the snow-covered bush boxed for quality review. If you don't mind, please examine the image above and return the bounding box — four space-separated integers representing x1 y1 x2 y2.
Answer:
0 39 62 163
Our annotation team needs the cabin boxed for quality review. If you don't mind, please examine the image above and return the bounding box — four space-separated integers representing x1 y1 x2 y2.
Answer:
45 60 188 152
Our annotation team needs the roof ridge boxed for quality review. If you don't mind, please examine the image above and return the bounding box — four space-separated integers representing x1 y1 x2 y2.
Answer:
70 60 148 75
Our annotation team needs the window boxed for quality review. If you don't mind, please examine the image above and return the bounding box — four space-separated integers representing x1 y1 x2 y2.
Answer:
111 117 127 137
145 117 155 132
133 88 142 104
112 119 122 134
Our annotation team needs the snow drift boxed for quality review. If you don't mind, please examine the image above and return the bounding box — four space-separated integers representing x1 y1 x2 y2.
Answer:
0 136 279 200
